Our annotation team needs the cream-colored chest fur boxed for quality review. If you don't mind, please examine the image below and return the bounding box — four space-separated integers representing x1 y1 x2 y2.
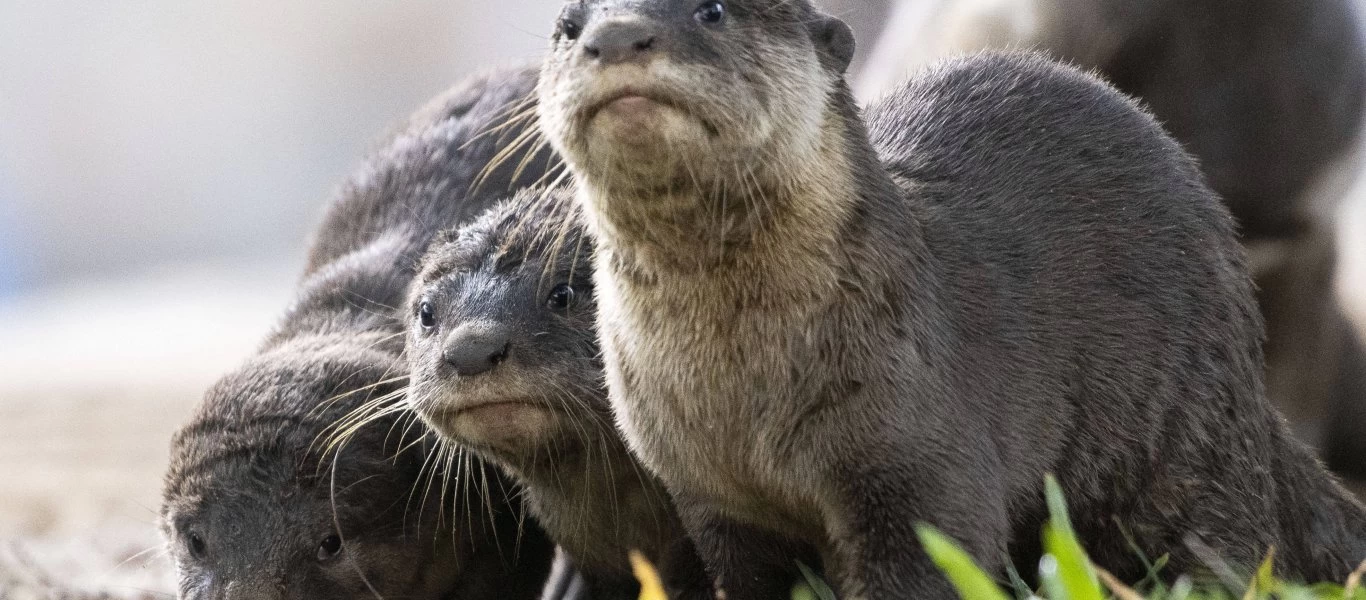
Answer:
593 236 844 531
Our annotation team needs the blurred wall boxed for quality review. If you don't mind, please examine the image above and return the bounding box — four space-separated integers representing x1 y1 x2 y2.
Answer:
0 0 564 292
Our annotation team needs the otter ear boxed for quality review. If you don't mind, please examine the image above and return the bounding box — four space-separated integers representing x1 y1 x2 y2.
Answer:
809 13 855 74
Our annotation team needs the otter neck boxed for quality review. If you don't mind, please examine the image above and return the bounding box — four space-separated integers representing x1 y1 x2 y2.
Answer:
510 430 681 573
585 89 898 280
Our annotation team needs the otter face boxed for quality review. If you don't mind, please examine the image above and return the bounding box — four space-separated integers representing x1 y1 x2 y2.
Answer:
160 351 468 600
537 0 855 192
406 192 604 465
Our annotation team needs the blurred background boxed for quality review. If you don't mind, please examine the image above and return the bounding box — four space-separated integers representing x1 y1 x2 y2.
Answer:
0 0 1363 596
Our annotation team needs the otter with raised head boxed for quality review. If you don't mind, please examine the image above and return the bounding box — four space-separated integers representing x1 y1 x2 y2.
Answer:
405 190 712 600
535 0 1366 596
161 65 560 600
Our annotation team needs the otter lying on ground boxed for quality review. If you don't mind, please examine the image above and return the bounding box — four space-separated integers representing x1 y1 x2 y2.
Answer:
534 0 1366 596
160 65 559 600
405 191 712 600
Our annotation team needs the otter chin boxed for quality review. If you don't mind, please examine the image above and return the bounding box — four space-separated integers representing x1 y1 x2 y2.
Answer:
419 398 557 454
584 85 709 166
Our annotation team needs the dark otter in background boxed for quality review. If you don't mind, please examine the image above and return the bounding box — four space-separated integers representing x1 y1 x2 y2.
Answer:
856 0 1366 481
160 64 561 600
405 191 712 600
536 0 1366 596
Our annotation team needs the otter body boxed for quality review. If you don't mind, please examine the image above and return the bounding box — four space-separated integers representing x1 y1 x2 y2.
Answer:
535 0 1366 596
857 0 1366 481
406 192 711 600
161 65 559 600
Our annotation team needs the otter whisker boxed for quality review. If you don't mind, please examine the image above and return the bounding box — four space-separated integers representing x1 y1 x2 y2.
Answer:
96 543 170 583
509 137 563 192
342 289 401 315
388 410 432 463
476 458 505 562
313 388 410 462
469 125 546 196
414 435 451 529
307 374 408 420
329 450 386 600
460 94 538 151
402 429 445 529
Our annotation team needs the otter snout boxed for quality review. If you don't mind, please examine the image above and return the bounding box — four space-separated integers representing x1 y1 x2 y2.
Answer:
216 578 284 600
582 18 665 66
442 321 512 376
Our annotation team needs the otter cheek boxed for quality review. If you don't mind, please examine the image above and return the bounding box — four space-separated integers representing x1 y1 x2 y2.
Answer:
452 403 554 450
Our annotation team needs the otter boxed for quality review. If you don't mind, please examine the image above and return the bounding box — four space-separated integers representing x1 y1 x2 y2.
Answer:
534 1 1366 597
405 190 712 600
160 64 561 600
855 0 1366 481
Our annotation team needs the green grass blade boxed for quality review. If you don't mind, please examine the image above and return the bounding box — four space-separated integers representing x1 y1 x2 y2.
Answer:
1242 549 1277 600
1042 474 1103 600
1004 556 1036 599
794 560 838 600
916 525 1012 600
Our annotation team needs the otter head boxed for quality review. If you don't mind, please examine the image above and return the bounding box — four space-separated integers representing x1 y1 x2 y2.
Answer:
160 340 542 600
406 189 604 469
537 0 855 224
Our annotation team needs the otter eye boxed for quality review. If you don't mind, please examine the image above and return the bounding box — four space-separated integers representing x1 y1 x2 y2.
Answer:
317 534 343 561
186 532 206 560
559 18 582 41
418 301 437 331
546 284 576 310
694 1 726 25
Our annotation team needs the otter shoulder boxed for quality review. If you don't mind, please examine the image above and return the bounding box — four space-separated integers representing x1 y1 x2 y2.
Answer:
865 51 1194 186
304 64 549 275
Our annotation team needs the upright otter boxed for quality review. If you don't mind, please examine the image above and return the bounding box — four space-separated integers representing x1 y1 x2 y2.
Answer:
535 0 1366 596
160 64 560 600
855 0 1366 481
405 191 712 600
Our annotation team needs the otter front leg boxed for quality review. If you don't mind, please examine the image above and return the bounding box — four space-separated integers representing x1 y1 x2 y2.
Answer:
820 458 1012 599
676 504 820 599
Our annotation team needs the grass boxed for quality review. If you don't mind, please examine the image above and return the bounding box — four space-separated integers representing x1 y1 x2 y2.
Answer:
630 474 1366 600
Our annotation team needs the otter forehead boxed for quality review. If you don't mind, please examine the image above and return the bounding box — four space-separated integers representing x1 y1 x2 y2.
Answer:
418 193 588 287
553 0 821 66
560 0 820 23
164 345 414 508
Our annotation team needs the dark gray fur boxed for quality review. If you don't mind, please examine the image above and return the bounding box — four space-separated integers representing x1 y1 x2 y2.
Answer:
160 64 560 600
406 192 712 600
536 0 1366 596
1093 0 1366 482
863 0 1366 481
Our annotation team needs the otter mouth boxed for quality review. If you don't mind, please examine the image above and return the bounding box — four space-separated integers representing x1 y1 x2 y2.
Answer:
427 398 548 422
586 88 681 119
582 86 718 136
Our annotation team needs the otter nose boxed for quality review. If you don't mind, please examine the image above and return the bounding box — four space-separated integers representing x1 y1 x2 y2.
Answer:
582 20 661 65
442 323 511 376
